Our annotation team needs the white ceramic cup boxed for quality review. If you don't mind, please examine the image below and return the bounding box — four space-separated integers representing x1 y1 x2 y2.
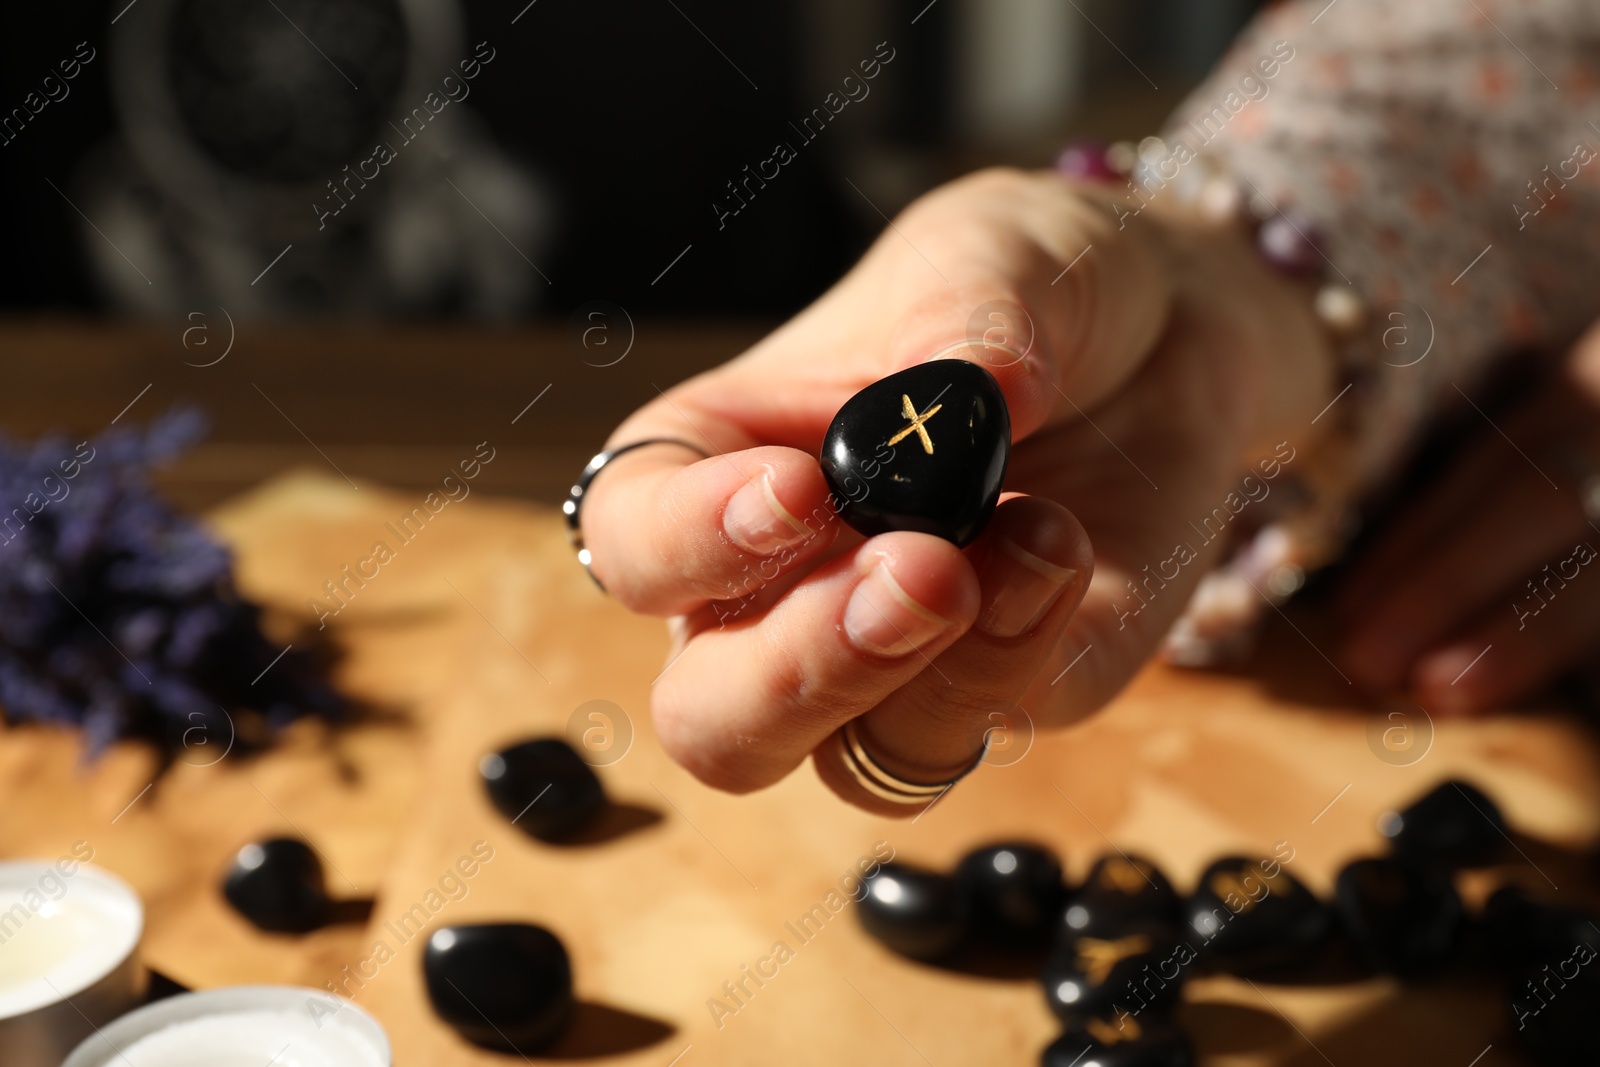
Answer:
62 985 393 1067
0 861 145 1067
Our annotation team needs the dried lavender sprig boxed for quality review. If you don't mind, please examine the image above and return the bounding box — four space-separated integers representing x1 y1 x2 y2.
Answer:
0 409 345 756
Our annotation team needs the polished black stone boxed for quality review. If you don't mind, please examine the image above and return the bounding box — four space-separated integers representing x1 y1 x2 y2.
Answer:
222 837 329 933
1185 856 1331 975
819 359 1010 547
424 922 574 1052
1043 926 1187 1022
956 842 1065 945
857 862 969 962
1333 857 1463 976
1041 1015 1194 1067
1379 778 1506 869
480 738 606 841
1483 885 1600 973
1511 962 1600 1065
1060 854 1181 941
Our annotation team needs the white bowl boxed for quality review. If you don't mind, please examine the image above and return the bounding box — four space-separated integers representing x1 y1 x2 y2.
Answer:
0 861 145 1067
63 985 393 1067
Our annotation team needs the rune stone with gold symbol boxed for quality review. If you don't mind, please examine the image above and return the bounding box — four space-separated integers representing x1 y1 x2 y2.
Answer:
818 360 1010 547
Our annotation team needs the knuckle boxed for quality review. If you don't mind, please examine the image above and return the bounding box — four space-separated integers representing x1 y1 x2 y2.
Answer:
601 570 658 615
585 528 663 614
650 686 767 794
585 469 721 616
762 639 864 737
650 687 712 775
958 165 1037 199
898 166 1034 239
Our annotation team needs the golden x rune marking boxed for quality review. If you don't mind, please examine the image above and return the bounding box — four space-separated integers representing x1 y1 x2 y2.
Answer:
886 393 943 454
1085 1016 1142 1045
1210 869 1287 913
1074 934 1151 985
1096 857 1153 894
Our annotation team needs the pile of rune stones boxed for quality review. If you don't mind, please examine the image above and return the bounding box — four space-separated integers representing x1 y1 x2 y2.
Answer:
221 741 1594 1063
855 779 1596 1065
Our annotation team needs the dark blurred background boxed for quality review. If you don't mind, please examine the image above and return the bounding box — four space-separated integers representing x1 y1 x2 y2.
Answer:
2 0 1267 322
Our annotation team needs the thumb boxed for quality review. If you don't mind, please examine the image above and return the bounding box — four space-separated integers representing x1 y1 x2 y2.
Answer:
879 169 1175 441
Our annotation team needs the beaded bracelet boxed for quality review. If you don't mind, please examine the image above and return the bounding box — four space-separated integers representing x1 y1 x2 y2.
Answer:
1056 136 1369 340
1052 137 1370 664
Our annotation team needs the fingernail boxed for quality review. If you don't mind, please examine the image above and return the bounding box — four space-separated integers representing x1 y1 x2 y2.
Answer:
724 471 811 556
976 537 1077 638
845 563 954 657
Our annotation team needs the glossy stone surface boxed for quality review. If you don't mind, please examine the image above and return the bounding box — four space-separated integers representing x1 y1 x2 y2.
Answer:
1483 885 1600 973
1043 927 1187 1022
857 862 968 961
1334 857 1464 976
1041 1015 1194 1067
956 842 1064 945
222 837 329 933
424 922 574 1052
1060 854 1181 940
819 360 1010 548
1185 856 1331 975
480 738 606 841
1379 778 1507 869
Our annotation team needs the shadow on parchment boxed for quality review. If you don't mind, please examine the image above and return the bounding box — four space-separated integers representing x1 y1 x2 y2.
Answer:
1267 973 1531 1067
1179 999 1295 1056
531 1001 676 1060
538 801 664 848
325 897 378 926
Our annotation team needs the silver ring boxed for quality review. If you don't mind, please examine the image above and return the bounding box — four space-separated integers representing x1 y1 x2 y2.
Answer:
833 718 988 806
564 438 711 591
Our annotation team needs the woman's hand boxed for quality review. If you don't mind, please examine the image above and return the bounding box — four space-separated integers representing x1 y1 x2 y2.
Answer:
580 168 1333 813
1338 321 1600 715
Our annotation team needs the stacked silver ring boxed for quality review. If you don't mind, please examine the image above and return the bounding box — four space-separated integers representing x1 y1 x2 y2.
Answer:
834 718 988 806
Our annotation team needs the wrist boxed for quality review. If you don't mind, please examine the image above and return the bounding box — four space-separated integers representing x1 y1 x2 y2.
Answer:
1053 138 1340 469
1149 199 1339 466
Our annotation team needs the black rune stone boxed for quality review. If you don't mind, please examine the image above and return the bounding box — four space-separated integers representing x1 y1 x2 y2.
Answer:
222 837 330 933
1333 857 1464 977
1043 927 1187 1022
424 923 575 1052
857 862 969 962
820 360 1009 547
480 738 606 841
1512 963 1600 1064
1379 778 1507 869
1060 854 1182 941
1482 885 1600 973
1185 856 1330 975
956 842 1064 945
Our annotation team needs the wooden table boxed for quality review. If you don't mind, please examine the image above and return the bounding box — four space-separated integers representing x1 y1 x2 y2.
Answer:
1 322 1597 1065
0 316 769 511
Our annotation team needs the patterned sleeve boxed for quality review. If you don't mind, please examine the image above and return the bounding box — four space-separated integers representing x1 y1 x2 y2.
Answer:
1153 0 1600 663
1162 0 1600 489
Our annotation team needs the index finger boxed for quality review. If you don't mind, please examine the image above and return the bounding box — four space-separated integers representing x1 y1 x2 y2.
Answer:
579 402 839 617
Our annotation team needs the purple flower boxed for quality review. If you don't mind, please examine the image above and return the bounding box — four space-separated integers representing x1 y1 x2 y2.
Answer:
0 409 345 756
